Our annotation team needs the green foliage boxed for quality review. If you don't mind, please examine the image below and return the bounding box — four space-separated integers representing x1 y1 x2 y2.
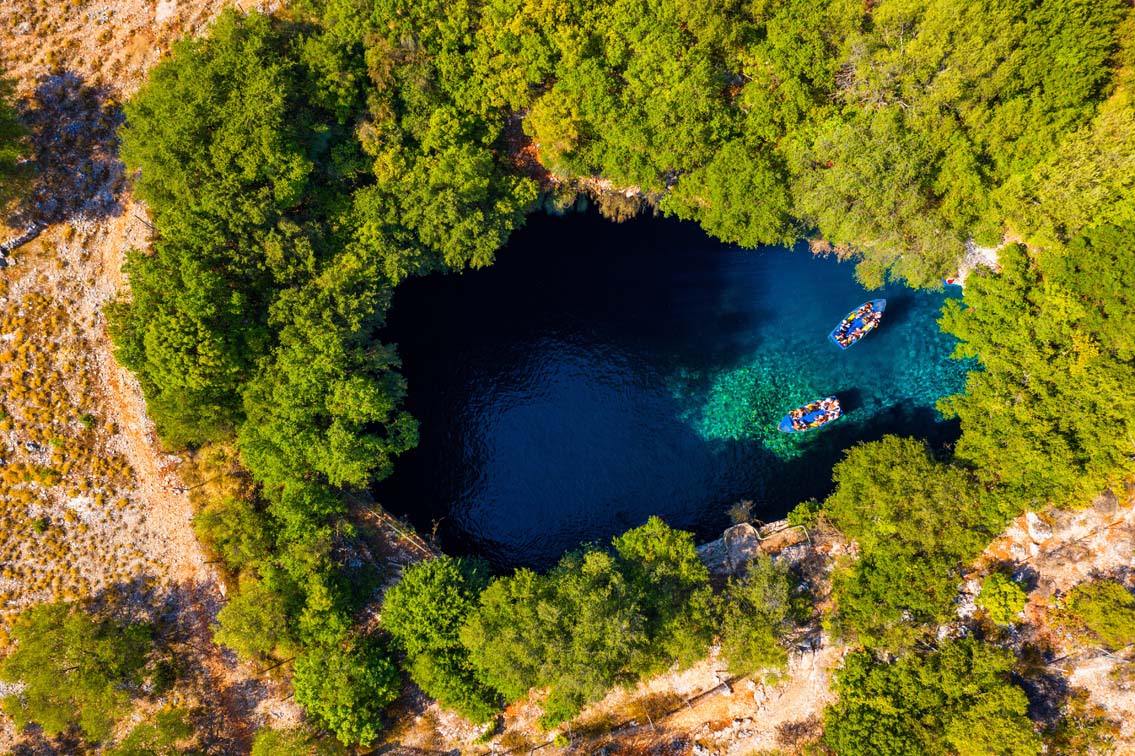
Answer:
193 496 273 575
824 638 1042 756
382 556 498 722
0 73 29 212
292 637 401 747
117 0 1135 741
251 726 347 756
114 10 430 739
824 436 1001 649
0 602 151 742
786 499 822 528
717 555 796 677
459 566 546 704
104 708 196 756
662 140 796 247
236 268 418 490
213 577 297 661
120 11 315 241
113 10 311 444
977 572 1028 625
612 516 715 674
790 109 955 288
940 229 1135 506
1064 580 1135 650
1005 87 1135 243
461 517 713 726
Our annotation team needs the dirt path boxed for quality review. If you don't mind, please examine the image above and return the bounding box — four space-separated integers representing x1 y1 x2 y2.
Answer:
0 2 291 752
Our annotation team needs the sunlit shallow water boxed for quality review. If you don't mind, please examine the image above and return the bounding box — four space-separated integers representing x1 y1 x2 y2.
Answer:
375 212 970 569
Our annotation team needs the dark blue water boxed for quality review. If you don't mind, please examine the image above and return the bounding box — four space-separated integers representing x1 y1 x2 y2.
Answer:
375 212 969 569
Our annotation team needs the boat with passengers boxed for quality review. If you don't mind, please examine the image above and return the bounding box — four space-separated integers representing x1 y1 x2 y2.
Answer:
778 396 842 432
829 299 886 349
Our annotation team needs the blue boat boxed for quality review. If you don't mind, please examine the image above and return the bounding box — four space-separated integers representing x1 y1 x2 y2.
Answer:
778 396 842 433
829 299 886 350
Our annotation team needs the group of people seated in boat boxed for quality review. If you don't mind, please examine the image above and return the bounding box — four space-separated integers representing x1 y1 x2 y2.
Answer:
787 397 841 431
833 301 882 347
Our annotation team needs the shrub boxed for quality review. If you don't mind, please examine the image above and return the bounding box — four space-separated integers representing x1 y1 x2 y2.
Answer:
717 555 797 678
824 638 1041 756
1065 580 1135 650
381 556 498 722
978 572 1029 625
0 602 151 741
292 637 400 747
786 499 822 528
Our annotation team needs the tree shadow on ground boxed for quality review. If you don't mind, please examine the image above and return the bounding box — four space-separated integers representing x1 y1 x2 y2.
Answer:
1013 643 1072 730
2 728 86 756
8 70 124 233
84 576 266 756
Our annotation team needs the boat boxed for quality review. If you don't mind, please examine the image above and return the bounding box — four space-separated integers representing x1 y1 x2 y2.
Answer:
778 396 842 433
944 277 963 287
829 299 886 350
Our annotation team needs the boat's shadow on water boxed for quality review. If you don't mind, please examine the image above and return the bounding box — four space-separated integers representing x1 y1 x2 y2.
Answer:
834 386 864 413
879 292 918 330
751 399 962 511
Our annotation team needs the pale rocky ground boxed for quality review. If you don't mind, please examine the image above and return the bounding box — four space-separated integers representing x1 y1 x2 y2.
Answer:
978 490 1135 742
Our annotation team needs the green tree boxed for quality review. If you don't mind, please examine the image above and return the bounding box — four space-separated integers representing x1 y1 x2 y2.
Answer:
662 141 796 248
120 10 316 251
292 637 401 747
112 9 330 445
236 260 417 491
462 550 644 727
612 516 715 673
460 567 547 704
213 577 297 661
460 519 714 726
1064 580 1135 650
193 496 273 576
382 556 499 722
940 230 1135 506
718 555 797 677
824 638 1041 756
824 436 1000 649
527 550 646 727
0 602 151 742
978 572 1028 625
104 708 197 756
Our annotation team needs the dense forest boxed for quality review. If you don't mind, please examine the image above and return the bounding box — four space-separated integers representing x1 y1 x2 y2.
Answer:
1 0 1134 751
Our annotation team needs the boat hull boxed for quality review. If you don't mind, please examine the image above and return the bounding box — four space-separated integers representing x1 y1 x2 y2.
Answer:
778 396 842 433
829 299 887 350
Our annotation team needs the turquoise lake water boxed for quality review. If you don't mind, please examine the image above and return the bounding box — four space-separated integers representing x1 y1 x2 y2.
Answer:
376 212 971 568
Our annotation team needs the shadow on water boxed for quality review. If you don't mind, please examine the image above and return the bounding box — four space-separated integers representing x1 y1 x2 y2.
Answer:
879 292 917 330
833 386 864 413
